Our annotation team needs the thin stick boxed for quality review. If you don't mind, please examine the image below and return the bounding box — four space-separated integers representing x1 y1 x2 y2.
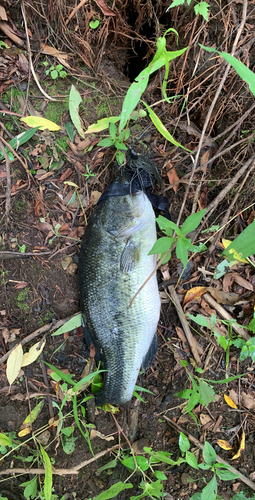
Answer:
0 443 124 476
65 0 88 25
0 139 11 222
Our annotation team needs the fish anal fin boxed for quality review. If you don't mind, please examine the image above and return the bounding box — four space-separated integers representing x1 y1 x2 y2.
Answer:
142 332 158 370
81 314 101 361
120 239 141 272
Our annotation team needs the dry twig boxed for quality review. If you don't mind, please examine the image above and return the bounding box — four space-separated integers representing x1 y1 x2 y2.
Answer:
0 139 11 222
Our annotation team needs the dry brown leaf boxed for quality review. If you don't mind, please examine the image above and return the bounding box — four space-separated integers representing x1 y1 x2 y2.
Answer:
217 439 233 450
222 273 235 293
6 343 23 386
233 274 254 291
208 287 240 305
200 149 210 170
200 414 212 426
241 392 255 410
91 190 102 205
166 165 179 193
228 389 239 406
94 0 116 15
224 394 238 409
90 429 114 441
175 326 187 343
0 6 8 21
2 328 9 344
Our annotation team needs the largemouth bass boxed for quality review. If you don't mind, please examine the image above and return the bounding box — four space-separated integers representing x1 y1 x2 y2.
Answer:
79 168 162 406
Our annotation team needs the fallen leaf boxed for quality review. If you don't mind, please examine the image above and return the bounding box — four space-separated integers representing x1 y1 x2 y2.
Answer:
241 392 255 410
0 6 8 21
183 286 207 306
6 343 23 386
228 389 239 406
231 431 245 460
208 287 240 305
91 190 102 205
217 439 233 450
21 340 46 367
2 328 9 343
90 429 114 441
200 414 212 426
21 116 60 131
166 164 179 193
175 326 187 343
233 274 254 291
224 394 238 409
222 273 235 292
94 0 116 15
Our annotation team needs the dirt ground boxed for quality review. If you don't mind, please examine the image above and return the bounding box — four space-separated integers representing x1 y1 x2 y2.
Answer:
0 1 255 499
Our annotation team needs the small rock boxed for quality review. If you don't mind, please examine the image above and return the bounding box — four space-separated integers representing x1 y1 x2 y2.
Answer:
37 430 51 445
132 438 150 454
61 256 73 270
181 472 191 485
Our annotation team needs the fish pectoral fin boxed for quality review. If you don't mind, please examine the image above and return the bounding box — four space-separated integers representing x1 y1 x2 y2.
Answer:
120 239 141 272
142 332 158 370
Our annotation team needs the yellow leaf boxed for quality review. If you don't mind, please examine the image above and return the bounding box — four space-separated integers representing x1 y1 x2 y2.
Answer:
21 116 60 131
222 239 248 263
18 427 31 437
6 343 23 386
224 394 238 409
20 400 44 431
217 439 233 450
183 286 207 306
231 431 245 460
21 340 46 367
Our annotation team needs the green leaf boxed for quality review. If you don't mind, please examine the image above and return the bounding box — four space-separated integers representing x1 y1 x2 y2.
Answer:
188 313 210 328
194 2 210 21
203 441 216 466
203 374 247 384
72 370 106 393
0 433 12 447
160 249 172 264
201 475 217 500
186 451 199 469
222 220 255 261
168 0 186 7
181 209 206 234
20 476 38 500
69 85 85 138
97 460 118 472
119 75 149 132
119 129 130 141
134 385 155 395
97 138 114 147
51 69 58 79
215 469 240 481
0 127 40 162
89 19 100 29
190 494 202 500
44 362 75 385
122 456 136 470
109 122 117 139
148 236 174 255
156 215 179 235
85 116 120 134
116 150 125 165
142 101 191 151
93 482 133 500
52 313 82 336
40 445 52 500
176 237 188 269
200 46 255 97
198 380 215 406
154 470 167 480
114 140 128 150
179 432 190 452
65 122 75 142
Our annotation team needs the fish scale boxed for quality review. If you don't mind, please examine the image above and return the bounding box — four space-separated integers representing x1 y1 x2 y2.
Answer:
79 175 161 406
